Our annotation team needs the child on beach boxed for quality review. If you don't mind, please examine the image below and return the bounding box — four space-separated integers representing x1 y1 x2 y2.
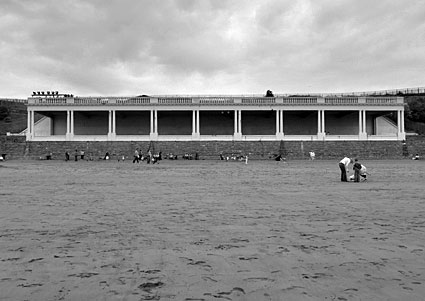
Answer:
353 159 362 182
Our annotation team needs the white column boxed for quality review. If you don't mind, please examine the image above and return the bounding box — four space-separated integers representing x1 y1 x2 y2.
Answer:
26 109 32 140
398 110 406 140
192 109 200 139
112 110 116 136
358 110 362 135
150 110 158 139
196 110 200 135
317 110 325 140
317 110 321 134
65 110 70 140
275 110 279 135
108 110 112 140
108 110 116 140
280 110 284 137
192 110 196 137
238 110 242 136
69 110 74 140
154 110 158 134
234 110 242 139
359 110 367 140
234 110 238 135
276 110 284 139
401 110 405 133
31 110 34 139
150 110 154 134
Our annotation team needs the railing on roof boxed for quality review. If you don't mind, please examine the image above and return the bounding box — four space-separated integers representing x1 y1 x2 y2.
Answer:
283 97 318 104
26 95 404 106
325 97 359 105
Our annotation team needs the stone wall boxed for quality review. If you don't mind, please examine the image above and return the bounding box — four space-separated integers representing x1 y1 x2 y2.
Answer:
2 136 424 160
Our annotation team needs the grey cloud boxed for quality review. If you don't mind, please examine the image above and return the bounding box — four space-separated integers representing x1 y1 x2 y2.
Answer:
1 0 425 97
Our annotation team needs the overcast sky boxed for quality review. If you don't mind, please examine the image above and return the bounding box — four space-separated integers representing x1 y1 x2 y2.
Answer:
1 0 424 98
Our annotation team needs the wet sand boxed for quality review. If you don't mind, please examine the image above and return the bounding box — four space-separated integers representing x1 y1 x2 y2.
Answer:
0 159 424 300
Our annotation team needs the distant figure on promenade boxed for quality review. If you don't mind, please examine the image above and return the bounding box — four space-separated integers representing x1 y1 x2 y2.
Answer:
352 158 362 182
245 155 248 164
133 149 139 163
104 152 110 160
0 155 4 162
339 156 352 182
74 149 79 161
65 151 70 161
309 151 315 160
80 150 85 160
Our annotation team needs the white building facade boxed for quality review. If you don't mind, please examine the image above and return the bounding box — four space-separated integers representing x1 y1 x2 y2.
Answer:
26 95 406 142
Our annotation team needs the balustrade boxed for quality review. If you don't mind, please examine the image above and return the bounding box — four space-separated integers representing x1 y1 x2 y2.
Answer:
26 95 404 107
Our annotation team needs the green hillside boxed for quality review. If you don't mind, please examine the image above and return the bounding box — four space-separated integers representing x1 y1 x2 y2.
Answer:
0 100 28 135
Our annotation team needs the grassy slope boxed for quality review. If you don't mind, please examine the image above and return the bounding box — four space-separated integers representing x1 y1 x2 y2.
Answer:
0 101 28 135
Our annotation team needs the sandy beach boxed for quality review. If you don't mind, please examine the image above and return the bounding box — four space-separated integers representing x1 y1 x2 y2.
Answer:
0 159 424 300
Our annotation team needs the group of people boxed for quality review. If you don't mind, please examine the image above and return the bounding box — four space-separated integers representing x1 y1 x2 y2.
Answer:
65 149 85 161
133 149 162 164
339 157 368 182
220 153 249 163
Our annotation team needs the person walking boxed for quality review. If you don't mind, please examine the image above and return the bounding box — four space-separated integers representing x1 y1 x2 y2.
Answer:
74 149 79 161
339 157 352 182
133 149 139 163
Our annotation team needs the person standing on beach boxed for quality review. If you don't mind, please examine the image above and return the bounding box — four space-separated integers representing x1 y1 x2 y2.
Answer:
339 156 352 182
353 158 362 182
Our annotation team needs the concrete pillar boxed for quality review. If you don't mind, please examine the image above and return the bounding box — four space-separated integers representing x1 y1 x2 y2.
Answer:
65 110 70 140
150 109 158 140
317 110 325 140
398 109 406 140
280 110 284 135
112 110 116 135
26 109 32 140
317 110 321 133
108 110 116 140
358 110 362 135
234 110 242 140
234 110 237 135
154 110 158 134
276 110 284 139
358 110 366 140
275 110 279 135
196 110 200 135
238 110 242 135
108 110 112 140
69 110 74 140
192 110 200 138
363 110 367 135
358 110 367 140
